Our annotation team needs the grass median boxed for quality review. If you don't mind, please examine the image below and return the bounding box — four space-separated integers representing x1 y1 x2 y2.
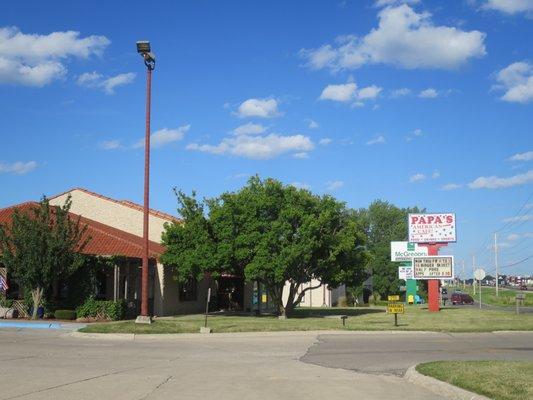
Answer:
416 361 533 400
463 285 533 307
79 305 533 334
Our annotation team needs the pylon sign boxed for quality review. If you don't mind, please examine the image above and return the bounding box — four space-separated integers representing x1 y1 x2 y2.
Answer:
391 241 429 261
408 213 456 243
413 256 454 279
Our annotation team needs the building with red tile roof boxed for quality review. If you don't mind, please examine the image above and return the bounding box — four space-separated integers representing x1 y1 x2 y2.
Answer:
0 189 208 317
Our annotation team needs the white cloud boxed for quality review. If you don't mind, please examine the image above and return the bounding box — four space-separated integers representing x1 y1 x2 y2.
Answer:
100 73 135 94
236 98 280 118
390 88 411 98
419 88 439 98
366 135 386 145
326 180 344 191
319 82 382 104
187 133 314 160
432 170 441 179
308 119 320 129
0 160 38 175
509 151 533 162
301 5 486 72
319 83 357 102
375 0 420 6
233 122 266 136
99 140 121 150
494 62 533 104
409 173 426 182
77 71 135 94
319 138 332 145
469 170 533 189
77 71 102 85
291 182 311 190
356 85 382 100
406 128 423 141
441 183 462 191
503 214 533 222
293 152 310 159
227 173 250 180
507 233 521 241
482 0 533 14
135 125 190 149
0 26 109 86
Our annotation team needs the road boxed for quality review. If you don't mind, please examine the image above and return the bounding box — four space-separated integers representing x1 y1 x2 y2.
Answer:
302 331 533 376
0 329 532 400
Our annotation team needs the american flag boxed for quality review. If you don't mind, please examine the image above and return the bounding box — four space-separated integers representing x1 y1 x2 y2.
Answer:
0 275 8 292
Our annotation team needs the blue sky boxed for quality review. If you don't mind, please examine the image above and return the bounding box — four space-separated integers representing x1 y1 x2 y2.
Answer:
1 0 532 276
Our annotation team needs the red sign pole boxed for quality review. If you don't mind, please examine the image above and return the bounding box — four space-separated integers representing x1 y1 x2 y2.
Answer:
419 243 447 312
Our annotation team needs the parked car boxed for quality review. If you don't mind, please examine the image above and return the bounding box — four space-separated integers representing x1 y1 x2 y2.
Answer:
519 284 528 291
451 292 474 305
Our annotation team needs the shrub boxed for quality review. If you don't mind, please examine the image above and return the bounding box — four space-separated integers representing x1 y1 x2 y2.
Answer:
369 293 381 306
54 309 76 320
337 296 350 307
0 297 13 308
76 297 126 321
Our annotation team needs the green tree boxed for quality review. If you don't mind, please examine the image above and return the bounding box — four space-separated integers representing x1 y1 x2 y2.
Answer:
0 196 90 319
357 200 423 298
162 177 370 317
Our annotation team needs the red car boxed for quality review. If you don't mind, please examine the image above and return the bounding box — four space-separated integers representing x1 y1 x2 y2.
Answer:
451 292 474 305
519 285 528 291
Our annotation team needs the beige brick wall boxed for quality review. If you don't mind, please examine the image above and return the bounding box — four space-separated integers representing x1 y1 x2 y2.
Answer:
282 279 345 308
50 189 171 243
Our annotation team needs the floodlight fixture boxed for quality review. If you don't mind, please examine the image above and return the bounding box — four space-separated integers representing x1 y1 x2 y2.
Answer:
136 41 155 70
136 41 151 54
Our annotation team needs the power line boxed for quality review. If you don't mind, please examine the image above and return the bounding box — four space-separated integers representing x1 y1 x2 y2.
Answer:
499 254 533 269
495 191 533 234
470 191 533 258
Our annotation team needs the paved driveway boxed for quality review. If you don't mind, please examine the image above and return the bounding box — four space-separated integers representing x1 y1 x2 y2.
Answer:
0 329 447 400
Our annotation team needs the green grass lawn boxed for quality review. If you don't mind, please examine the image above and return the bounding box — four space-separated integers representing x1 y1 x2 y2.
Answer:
79 306 533 334
461 285 533 307
416 361 533 400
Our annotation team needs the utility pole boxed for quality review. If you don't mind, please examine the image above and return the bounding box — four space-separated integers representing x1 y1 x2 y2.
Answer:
494 232 499 297
462 260 466 290
472 254 476 295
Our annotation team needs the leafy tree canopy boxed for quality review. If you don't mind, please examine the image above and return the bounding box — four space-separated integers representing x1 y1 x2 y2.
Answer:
162 176 370 317
356 200 424 298
0 195 90 318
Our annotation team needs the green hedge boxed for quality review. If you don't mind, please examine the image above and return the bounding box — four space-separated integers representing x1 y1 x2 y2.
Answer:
76 297 126 321
54 309 77 320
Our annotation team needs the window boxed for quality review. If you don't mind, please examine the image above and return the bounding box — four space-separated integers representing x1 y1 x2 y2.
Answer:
179 277 198 302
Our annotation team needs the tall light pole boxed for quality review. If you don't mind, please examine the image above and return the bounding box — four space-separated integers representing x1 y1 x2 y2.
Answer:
135 41 155 324
494 232 499 297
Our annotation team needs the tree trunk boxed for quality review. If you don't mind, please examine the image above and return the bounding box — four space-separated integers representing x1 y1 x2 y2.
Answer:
31 287 43 320
282 285 297 318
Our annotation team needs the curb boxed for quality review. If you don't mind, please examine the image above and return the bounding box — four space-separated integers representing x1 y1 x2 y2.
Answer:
69 331 135 340
405 365 491 400
68 329 447 341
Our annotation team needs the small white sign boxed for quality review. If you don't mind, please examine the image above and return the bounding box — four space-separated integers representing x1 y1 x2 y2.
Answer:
391 241 429 262
474 268 486 281
408 213 456 243
398 265 414 280
413 256 455 280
